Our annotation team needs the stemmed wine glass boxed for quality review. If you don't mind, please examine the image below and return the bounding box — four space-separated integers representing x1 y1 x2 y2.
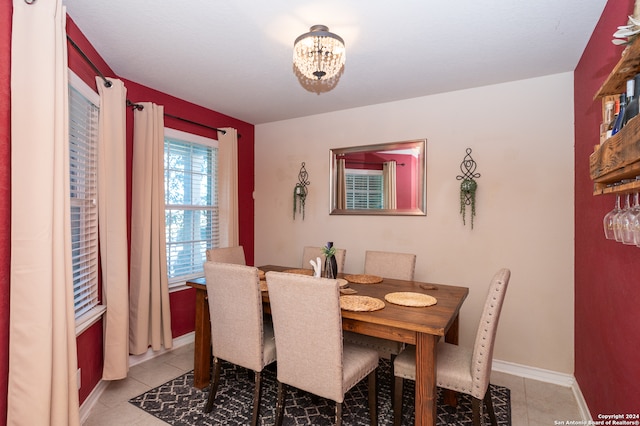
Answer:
603 194 621 240
613 193 631 242
621 192 640 244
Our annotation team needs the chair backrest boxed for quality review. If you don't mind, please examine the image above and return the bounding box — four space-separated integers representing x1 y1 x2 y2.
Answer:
364 250 416 281
470 268 511 398
301 246 346 273
206 246 246 265
266 271 344 402
205 262 265 372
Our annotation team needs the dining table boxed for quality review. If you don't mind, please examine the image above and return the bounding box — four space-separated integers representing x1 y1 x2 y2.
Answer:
186 265 468 426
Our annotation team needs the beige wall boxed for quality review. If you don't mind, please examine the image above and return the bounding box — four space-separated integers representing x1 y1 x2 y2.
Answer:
255 72 575 374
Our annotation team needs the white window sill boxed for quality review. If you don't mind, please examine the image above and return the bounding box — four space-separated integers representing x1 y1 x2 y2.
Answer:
76 305 107 336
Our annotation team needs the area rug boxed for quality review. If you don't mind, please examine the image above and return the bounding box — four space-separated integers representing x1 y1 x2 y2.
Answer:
129 359 511 425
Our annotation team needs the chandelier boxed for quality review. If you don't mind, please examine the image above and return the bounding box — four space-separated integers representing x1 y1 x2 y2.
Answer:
293 25 345 83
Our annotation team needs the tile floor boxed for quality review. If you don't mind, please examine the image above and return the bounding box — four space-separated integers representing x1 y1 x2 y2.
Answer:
82 343 584 425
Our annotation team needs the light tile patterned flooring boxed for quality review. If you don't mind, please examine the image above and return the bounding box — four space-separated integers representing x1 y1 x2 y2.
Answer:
82 343 583 425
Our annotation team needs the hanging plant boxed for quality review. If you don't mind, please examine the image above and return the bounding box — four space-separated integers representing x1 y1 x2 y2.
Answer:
456 148 480 229
293 183 307 219
460 178 477 229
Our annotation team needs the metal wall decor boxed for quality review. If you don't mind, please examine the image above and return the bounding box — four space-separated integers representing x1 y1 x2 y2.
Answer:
293 162 310 220
456 148 481 229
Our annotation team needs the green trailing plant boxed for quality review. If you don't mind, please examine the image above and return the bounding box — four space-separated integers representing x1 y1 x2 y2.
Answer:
293 183 307 220
460 178 477 229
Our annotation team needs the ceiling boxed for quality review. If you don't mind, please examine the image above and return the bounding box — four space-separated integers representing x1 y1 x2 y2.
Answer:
63 0 609 125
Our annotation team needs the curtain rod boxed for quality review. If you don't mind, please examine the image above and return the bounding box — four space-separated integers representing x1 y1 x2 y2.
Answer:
343 159 405 167
68 35 232 137
67 35 112 88
125 102 229 136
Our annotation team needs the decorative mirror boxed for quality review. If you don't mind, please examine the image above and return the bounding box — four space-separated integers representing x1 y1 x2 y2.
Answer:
329 139 426 215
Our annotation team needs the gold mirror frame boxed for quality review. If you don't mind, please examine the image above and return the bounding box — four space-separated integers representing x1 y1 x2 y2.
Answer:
329 139 426 216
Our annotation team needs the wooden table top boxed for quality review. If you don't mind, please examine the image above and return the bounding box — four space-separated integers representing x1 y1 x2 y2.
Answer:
187 264 468 344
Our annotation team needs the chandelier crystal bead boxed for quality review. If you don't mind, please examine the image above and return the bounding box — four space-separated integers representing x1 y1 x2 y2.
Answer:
293 25 345 81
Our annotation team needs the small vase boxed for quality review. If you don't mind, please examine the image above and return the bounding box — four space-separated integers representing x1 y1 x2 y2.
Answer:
324 255 338 279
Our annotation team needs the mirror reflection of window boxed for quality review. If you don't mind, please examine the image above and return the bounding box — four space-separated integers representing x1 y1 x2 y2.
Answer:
345 169 383 209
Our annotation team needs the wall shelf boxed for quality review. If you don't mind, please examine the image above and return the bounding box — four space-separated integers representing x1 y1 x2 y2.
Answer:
591 37 640 195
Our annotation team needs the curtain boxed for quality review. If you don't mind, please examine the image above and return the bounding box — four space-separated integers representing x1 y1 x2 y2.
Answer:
8 0 80 424
336 158 346 210
218 127 239 247
383 161 397 209
129 103 173 355
97 77 129 379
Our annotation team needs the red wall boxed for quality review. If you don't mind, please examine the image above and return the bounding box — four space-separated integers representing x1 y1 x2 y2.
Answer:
65 17 255 404
0 15 255 409
0 2 12 425
575 0 640 416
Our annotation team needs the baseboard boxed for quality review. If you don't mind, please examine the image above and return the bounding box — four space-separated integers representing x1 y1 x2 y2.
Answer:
78 332 196 422
492 359 592 421
79 379 109 424
129 331 195 367
571 378 593 421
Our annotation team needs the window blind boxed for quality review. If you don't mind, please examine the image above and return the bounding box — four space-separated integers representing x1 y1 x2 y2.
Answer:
164 134 218 287
346 172 384 209
69 84 100 318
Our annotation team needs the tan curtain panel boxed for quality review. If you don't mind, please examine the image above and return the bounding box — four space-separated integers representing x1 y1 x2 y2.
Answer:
97 77 130 379
129 102 173 355
336 158 346 210
218 127 239 247
383 161 397 209
8 0 80 424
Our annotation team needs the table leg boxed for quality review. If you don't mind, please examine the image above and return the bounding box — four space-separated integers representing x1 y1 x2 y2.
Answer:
192 288 211 389
415 332 437 426
443 314 459 407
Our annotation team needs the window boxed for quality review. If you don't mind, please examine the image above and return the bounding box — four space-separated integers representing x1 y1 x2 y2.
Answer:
164 128 219 289
345 170 383 209
68 71 100 320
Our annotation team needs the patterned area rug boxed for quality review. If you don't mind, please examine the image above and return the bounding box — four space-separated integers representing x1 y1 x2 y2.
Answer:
129 359 511 425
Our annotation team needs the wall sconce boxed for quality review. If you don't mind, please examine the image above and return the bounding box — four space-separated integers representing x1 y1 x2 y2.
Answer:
293 162 310 220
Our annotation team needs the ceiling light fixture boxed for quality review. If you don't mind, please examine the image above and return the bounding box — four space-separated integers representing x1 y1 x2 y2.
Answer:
293 25 345 84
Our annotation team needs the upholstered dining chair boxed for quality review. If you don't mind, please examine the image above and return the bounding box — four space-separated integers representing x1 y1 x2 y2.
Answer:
344 251 417 377
206 245 246 265
392 268 511 426
265 271 379 426
363 250 416 281
301 246 347 274
203 262 277 426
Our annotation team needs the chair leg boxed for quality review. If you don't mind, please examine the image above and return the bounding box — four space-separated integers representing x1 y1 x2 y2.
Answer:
250 371 262 426
204 357 222 413
368 370 377 426
393 376 404 426
484 386 498 426
389 354 396 402
336 401 342 426
275 381 286 426
471 397 482 426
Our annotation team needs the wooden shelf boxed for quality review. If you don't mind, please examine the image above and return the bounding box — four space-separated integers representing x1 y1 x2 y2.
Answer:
591 37 640 195
594 38 640 99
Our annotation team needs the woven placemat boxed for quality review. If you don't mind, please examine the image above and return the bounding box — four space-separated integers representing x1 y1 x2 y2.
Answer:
259 280 268 292
282 268 314 276
340 295 385 312
258 269 266 280
384 292 437 307
343 274 383 284
340 287 357 295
